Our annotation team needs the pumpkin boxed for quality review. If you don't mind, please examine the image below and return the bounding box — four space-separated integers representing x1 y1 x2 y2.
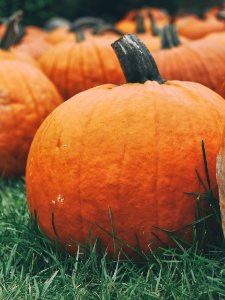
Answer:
12 34 52 60
24 25 47 39
39 37 125 100
205 31 225 46
176 14 225 40
153 25 225 93
26 35 225 256
7 15 52 60
206 5 225 18
45 17 104 45
118 7 168 24
0 60 63 178
116 12 166 35
45 27 75 45
0 11 37 66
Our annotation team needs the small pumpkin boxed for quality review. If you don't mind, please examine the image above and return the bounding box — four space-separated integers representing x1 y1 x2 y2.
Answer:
7 14 52 60
176 14 225 40
39 37 125 99
0 60 63 178
206 4 225 18
116 12 166 35
0 11 37 66
26 35 225 256
0 11 50 64
45 17 105 45
153 25 225 93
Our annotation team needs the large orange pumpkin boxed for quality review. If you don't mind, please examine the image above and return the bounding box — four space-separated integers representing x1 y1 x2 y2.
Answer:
0 60 63 178
26 35 225 256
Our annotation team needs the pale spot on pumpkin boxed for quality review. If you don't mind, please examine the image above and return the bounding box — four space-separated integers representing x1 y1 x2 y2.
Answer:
57 194 64 204
52 195 64 205
0 89 8 98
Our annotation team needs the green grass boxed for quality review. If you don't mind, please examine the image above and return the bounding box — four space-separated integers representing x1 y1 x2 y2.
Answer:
0 177 225 300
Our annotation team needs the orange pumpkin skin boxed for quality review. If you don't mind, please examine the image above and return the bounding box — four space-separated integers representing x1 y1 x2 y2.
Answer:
116 7 168 35
25 26 47 39
10 27 52 61
12 38 52 60
0 48 37 66
45 27 74 45
26 77 225 255
176 15 225 40
206 6 225 18
39 40 125 100
0 60 63 178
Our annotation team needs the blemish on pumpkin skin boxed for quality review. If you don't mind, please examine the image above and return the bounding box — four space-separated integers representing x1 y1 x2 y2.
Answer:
52 195 65 205
57 195 64 203
56 138 61 148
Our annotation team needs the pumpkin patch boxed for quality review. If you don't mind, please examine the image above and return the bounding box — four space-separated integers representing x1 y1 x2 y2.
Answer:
0 1 224 260
1 2 225 297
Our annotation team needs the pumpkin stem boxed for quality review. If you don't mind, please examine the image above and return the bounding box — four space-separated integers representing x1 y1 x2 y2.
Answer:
217 9 225 20
148 13 160 36
195 5 206 20
76 29 86 42
111 34 166 84
92 24 124 36
136 15 145 33
161 24 181 49
70 17 105 32
0 10 24 49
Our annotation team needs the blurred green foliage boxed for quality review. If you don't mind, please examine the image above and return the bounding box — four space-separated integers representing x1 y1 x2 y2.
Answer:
0 0 222 26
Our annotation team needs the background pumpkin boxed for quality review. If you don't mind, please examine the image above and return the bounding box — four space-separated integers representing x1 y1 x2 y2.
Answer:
39 37 125 100
153 27 225 93
0 60 63 178
176 14 225 39
45 17 105 45
26 35 225 256
0 11 38 66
